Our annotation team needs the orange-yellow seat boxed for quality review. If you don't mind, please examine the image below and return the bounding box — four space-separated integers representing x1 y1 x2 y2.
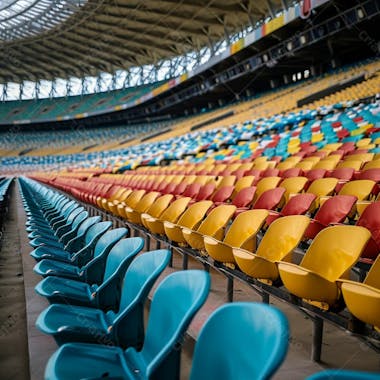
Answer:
124 192 160 224
182 205 236 251
233 215 310 284
340 256 380 329
164 201 213 244
278 225 371 309
204 210 268 264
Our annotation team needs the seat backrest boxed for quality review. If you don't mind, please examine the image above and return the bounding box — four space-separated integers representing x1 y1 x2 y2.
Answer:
301 226 371 281
65 206 85 224
197 205 236 237
68 211 88 233
138 270 210 378
93 227 129 260
305 169 326 181
307 178 338 197
253 187 285 210
190 303 289 380
125 190 146 208
281 167 302 178
224 210 268 249
232 186 256 208
314 195 357 225
116 249 172 314
182 183 202 198
363 255 380 289
281 193 316 216
362 159 380 171
159 197 191 223
280 177 308 200
211 186 234 203
329 167 355 181
359 168 380 182
145 194 174 219
217 175 236 189
356 201 380 254
338 179 375 200
255 176 282 199
195 183 216 201
256 215 309 262
176 200 213 229
84 221 113 245
134 191 160 213
233 176 255 194
102 237 145 281
336 160 363 171
75 216 101 238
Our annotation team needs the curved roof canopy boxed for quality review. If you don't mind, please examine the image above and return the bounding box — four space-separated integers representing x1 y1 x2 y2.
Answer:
0 0 288 83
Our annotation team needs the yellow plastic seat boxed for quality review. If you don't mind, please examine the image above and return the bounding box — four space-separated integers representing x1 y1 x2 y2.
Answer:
125 191 160 224
182 205 237 251
278 225 371 309
312 160 338 170
254 177 282 201
233 215 310 284
307 178 338 198
295 160 315 171
341 256 380 329
108 189 132 214
164 201 213 244
336 160 363 171
233 176 255 196
216 175 236 189
338 179 376 201
344 153 374 163
116 189 145 218
362 159 380 170
143 197 191 235
140 194 174 229
276 161 296 171
280 176 308 202
204 210 269 264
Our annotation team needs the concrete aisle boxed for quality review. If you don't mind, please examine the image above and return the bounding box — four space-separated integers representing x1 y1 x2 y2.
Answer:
15 181 57 380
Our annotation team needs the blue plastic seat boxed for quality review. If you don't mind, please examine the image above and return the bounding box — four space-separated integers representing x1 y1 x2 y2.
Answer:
307 370 380 379
35 237 145 310
36 249 171 347
33 227 129 282
30 221 111 263
44 270 210 380
190 302 289 380
28 209 87 246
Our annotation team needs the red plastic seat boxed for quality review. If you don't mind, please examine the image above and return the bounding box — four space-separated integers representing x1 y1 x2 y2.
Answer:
181 183 202 198
280 168 302 178
304 169 326 181
261 168 280 177
356 201 380 259
358 168 380 182
304 195 357 240
266 193 316 225
232 187 256 208
211 186 234 204
328 167 355 181
193 183 216 202
252 187 285 210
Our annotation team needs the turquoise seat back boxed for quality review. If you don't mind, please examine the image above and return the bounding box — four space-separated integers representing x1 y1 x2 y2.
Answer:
112 249 172 348
132 270 210 379
190 302 289 380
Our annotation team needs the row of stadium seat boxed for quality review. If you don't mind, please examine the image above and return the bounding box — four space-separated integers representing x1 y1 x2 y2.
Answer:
19 177 379 380
0 177 12 241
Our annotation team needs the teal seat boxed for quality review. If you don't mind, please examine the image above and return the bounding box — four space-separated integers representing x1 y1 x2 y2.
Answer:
33 227 129 282
44 270 210 380
36 249 171 347
35 237 144 310
28 209 87 246
190 302 289 380
307 370 380 379
30 221 111 263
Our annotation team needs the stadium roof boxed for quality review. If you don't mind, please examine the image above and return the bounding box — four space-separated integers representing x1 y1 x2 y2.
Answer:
0 0 289 83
